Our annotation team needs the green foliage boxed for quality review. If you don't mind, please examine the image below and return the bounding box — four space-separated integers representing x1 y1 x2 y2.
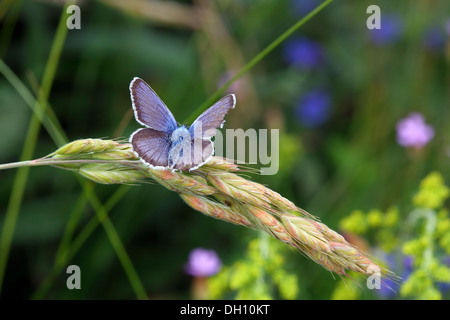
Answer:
208 234 299 300
330 278 360 300
339 206 399 252
399 172 450 299
400 269 442 300
339 210 368 235
336 172 450 300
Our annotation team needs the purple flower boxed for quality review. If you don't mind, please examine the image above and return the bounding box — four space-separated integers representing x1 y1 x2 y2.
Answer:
369 14 403 45
396 112 434 148
295 89 331 127
184 248 221 277
283 38 324 69
290 0 321 16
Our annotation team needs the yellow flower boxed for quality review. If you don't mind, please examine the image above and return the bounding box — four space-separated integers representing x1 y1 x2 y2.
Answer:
413 172 449 209
339 210 367 234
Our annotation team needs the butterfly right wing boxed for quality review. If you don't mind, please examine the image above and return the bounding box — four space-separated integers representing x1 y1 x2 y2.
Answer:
130 128 171 168
130 77 177 133
189 94 236 140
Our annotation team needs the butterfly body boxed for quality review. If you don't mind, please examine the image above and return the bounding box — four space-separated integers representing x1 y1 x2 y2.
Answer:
129 77 235 171
168 126 191 169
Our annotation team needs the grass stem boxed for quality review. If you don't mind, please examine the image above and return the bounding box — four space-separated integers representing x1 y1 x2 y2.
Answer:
185 0 334 123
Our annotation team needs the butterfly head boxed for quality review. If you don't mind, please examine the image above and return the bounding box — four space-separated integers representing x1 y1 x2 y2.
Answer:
170 126 190 143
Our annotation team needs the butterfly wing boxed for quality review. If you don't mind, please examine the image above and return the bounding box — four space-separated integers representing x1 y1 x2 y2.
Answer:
189 94 236 139
130 128 171 168
130 77 177 133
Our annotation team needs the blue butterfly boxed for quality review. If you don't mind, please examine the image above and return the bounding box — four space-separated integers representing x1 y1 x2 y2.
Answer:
129 77 236 171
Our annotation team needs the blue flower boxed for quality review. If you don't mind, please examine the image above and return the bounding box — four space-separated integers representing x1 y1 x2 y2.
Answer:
369 14 403 45
437 256 450 294
378 255 413 299
377 254 399 298
438 281 450 294
403 255 414 273
295 89 331 127
283 38 324 69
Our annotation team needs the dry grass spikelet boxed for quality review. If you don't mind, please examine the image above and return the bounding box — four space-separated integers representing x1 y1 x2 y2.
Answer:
207 172 271 209
198 156 241 172
149 169 216 196
91 145 137 160
262 186 298 212
281 213 332 254
245 205 298 248
179 193 253 227
329 242 378 276
55 139 121 155
78 163 147 184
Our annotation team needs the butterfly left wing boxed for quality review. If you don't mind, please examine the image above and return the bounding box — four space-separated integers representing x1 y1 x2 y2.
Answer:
189 94 236 140
130 128 171 168
130 77 178 133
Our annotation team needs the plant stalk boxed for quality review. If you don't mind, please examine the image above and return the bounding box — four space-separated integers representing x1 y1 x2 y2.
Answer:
0 159 144 171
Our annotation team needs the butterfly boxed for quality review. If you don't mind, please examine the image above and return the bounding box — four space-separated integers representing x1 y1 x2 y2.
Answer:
129 77 236 171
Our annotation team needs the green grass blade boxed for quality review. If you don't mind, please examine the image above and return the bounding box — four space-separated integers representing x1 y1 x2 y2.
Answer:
185 0 334 123
54 186 90 268
1 1 147 300
0 2 71 295
82 185 148 300
1 55 147 300
0 8 147 299
0 58 68 146
32 185 131 299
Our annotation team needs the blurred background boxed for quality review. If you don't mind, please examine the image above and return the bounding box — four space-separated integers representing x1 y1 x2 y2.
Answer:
0 0 449 299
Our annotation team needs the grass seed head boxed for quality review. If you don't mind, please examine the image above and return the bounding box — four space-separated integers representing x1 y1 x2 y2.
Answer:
48 139 391 280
